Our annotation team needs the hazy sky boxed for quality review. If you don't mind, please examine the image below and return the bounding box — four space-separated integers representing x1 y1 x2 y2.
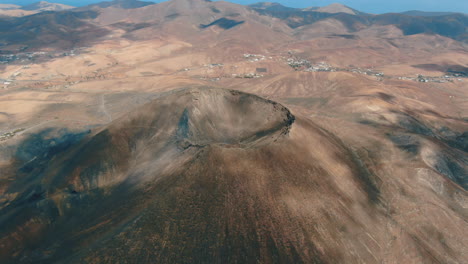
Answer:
1 0 467 14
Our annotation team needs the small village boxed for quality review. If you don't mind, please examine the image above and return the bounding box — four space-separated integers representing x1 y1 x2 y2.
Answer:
243 53 271 62
398 74 464 83
0 48 85 65
285 56 465 83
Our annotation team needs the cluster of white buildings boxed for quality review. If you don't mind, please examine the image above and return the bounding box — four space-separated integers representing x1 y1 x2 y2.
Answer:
243 54 268 62
305 62 336 72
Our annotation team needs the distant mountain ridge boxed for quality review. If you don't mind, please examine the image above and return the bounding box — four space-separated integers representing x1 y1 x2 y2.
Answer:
21 1 75 11
251 3 468 43
0 0 467 51
0 4 21 10
1 1 466 17
250 1 466 16
401 10 465 17
88 0 155 9
306 3 367 15
248 2 297 12
250 2 367 15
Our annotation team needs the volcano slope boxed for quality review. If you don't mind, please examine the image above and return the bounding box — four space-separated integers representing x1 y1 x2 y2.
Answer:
0 88 466 263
